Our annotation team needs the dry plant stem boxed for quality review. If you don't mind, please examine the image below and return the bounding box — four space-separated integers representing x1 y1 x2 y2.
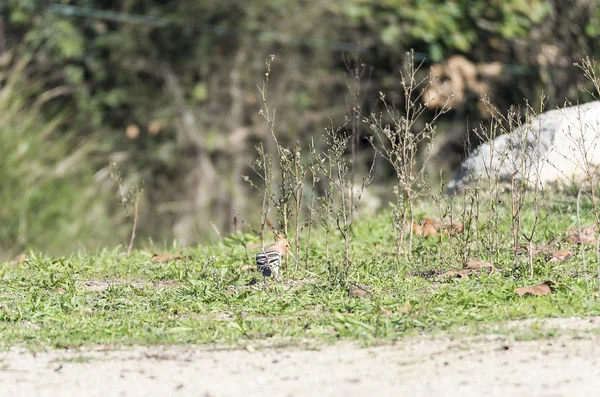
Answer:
507 99 547 279
257 55 305 277
304 141 319 269
457 185 477 267
343 55 370 225
525 181 541 279
403 79 414 258
367 50 450 260
528 240 533 279
521 103 544 279
457 125 477 267
523 171 544 280
320 115 373 280
575 57 600 97
326 167 333 264
570 59 600 280
506 107 529 271
510 174 519 269
322 158 334 263
509 155 529 271
244 143 273 246
434 171 448 269
335 143 351 270
210 222 222 240
259 146 273 244
294 185 301 274
596 230 600 281
258 55 288 237
584 186 600 282
258 56 307 274
467 188 478 266
584 161 600 282
236 211 259 237
553 103 600 280
576 188 588 277
347 59 359 222
304 182 315 269
488 151 496 263
127 193 140 257
233 216 239 234
258 55 279 149
477 96 503 264
478 99 537 272
290 142 307 276
109 163 143 257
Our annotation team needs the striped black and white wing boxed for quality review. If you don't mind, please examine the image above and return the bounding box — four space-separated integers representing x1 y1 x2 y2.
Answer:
256 250 281 277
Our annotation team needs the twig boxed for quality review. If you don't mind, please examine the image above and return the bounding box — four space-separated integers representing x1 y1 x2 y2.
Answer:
127 193 141 257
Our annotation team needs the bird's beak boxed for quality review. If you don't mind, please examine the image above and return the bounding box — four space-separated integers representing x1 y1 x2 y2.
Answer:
288 252 297 263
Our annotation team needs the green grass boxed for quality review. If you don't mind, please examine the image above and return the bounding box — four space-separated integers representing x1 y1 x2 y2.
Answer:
2 190 600 349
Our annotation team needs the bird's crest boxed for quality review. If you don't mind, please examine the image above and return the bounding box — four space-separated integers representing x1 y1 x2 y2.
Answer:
274 230 286 241
272 230 291 253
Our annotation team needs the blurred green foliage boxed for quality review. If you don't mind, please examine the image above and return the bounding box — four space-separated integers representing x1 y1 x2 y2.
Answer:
5 0 583 133
0 62 124 258
344 0 551 60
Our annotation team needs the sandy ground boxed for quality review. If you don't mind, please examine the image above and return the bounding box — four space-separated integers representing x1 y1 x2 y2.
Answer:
3 317 600 397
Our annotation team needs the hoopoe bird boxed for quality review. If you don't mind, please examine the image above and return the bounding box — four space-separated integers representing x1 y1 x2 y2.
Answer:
256 231 296 279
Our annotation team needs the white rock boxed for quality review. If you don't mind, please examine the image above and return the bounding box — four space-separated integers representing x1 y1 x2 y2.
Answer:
447 101 600 194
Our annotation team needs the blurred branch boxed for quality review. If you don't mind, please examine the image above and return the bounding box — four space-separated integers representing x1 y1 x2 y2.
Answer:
33 85 73 110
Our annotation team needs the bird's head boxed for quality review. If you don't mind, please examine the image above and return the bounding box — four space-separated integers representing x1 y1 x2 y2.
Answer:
273 231 291 253
273 231 296 263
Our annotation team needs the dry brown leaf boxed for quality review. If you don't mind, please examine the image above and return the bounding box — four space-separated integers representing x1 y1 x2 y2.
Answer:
549 250 573 263
566 224 596 245
515 281 553 297
515 280 573 297
349 286 369 298
439 268 472 278
411 218 437 237
10 253 27 266
380 307 394 318
466 260 495 271
423 218 438 237
151 254 184 263
239 265 256 272
443 221 464 235
412 218 464 238
412 222 424 237
566 233 595 245
398 300 412 316
440 260 494 278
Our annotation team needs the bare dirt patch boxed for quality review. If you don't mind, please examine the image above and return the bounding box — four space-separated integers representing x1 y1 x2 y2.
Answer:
81 279 182 292
2 316 600 397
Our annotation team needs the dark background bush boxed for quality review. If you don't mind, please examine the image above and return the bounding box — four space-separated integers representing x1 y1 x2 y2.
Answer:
1 0 599 258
